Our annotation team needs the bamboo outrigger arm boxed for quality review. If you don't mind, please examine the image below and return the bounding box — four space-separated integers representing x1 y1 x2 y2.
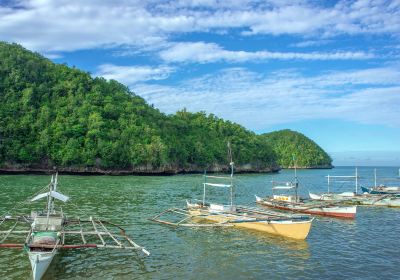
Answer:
149 208 233 228
0 216 150 256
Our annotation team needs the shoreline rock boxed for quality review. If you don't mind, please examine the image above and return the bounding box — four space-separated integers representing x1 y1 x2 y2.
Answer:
0 164 282 176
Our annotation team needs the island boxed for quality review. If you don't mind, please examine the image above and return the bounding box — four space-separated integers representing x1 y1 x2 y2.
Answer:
0 42 332 175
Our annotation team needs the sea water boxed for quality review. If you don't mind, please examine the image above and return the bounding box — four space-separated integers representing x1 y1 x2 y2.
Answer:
0 166 399 279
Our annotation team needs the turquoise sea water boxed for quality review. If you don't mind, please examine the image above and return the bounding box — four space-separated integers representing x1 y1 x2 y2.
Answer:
0 166 399 279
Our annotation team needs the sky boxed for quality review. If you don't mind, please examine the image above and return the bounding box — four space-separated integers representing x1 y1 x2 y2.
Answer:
1 0 400 166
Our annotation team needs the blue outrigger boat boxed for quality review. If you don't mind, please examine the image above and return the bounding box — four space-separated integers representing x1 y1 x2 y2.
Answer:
361 185 400 195
361 169 400 194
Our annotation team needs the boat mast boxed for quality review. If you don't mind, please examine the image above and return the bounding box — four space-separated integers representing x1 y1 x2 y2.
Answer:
293 155 298 202
374 168 377 188
46 175 53 213
51 172 58 213
45 174 55 230
327 175 330 193
228 142 234 207
203 170 206 206
355 167 358 194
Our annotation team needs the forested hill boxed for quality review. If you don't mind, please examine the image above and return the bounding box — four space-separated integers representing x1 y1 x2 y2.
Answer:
261 130 333 168
0 42 281 174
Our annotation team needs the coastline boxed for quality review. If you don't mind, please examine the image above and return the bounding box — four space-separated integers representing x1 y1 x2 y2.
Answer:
0 164 335 176
284 165 334 169
0 165 282 176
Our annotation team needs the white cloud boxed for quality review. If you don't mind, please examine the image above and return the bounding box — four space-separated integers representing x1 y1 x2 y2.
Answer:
159 41 375 63
96 64 174 85
134 66 400 130
291 40 333 48
41 52 63 59
0 0 399 53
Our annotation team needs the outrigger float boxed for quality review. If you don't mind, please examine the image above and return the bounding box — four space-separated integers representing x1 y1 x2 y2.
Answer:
150 147 314 240
256 165 357 219
0 173 149 280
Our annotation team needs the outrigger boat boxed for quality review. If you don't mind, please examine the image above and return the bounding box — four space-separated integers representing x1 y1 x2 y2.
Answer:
355 194 400 207
361 186 400 195
310 192 400 207
309 169 400 207
361 169 400 194
256 166 357 219
0 173 149 280
308 168 359 201
150 146 314 240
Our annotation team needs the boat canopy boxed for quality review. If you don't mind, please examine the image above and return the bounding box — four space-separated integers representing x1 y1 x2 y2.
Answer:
31 191 69 203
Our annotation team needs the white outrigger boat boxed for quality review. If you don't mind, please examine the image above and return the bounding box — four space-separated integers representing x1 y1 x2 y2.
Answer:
360 169 400 194
308 168 359 201
308 169 400 207
150 145 314 240
0 173 149 280
256 164 357 219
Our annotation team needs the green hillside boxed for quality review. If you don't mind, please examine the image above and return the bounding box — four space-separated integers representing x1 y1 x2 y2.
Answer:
0 42 279 173
261 130 333 168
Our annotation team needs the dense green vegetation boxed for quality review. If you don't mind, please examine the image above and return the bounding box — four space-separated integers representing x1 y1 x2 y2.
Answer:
0 42 332 172
261 130 332 168
0 42 280 172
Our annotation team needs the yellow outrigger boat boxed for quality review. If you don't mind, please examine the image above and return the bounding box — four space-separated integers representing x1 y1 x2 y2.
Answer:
186 202 313 240
150 144 313 240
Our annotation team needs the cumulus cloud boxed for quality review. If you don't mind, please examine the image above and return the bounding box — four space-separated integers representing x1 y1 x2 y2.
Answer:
159 41 375 63
0 0 399 53
96 64 174 85
133 66 400 130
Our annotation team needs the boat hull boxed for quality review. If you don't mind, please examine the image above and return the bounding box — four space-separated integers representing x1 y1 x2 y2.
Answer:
255 196 356 219
29 250 57 280
358 197 400 207
361 186 400 194
28 218 63 280
188 209 312 240
308 192 355 201
309 192 400 207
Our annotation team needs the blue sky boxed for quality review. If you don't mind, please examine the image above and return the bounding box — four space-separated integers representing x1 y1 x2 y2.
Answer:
1 0 400 166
